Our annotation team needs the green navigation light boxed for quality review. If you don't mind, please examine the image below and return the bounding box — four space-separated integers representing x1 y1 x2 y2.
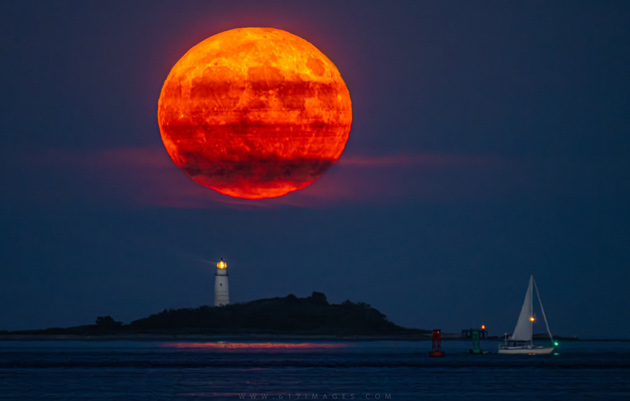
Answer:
554 341 559 347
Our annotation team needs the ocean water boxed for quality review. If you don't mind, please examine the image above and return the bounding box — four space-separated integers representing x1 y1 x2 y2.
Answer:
0 340 628 400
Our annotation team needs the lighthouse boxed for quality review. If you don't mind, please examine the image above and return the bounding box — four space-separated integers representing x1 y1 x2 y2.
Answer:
214 258 230 306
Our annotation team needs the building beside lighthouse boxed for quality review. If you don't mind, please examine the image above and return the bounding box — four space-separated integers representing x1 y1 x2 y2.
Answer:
214 258 230 306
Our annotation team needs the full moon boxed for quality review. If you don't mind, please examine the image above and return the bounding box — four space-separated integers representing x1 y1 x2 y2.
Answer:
158 27 352 199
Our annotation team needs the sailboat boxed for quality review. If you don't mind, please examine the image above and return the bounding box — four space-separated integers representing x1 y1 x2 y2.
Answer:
498 275 555 355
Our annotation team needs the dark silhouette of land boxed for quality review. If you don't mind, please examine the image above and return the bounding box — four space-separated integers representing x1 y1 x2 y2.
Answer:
3 292 430 339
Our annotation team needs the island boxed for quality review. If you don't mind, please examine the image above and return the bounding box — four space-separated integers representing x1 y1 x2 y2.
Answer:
1 292 431 341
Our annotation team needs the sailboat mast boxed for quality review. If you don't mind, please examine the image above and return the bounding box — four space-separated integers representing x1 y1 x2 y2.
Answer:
533 277 554 343
528 275 534 343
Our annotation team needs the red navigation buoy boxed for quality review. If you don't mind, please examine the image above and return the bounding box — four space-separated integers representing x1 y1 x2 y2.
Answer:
429 329 446 357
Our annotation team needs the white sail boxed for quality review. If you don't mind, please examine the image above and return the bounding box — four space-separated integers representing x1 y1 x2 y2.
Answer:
510 275 533 341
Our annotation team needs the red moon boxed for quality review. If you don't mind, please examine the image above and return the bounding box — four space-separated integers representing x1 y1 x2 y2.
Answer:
157 28 352 199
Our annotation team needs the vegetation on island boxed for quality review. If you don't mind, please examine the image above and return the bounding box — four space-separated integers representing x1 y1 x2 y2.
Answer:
6 292 429 337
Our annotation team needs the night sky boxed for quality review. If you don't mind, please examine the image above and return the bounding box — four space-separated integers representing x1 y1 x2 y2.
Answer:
2 1 629 339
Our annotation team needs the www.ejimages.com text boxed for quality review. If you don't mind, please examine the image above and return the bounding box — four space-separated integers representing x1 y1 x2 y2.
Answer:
239 394 392 400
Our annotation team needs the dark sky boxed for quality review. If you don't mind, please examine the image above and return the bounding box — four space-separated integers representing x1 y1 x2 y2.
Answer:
2 1 629 339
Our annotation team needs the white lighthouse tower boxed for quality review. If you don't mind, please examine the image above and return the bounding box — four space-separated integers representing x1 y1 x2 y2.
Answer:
214 258 230 307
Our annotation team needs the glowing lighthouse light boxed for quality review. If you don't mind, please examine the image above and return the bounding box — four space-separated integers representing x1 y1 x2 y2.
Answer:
530 316 535 322
214 258 229 307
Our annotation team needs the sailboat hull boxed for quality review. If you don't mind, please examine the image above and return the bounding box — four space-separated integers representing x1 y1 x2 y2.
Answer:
498 345 554 355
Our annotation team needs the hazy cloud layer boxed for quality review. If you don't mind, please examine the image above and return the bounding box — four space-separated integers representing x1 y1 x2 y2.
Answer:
3 146 508 209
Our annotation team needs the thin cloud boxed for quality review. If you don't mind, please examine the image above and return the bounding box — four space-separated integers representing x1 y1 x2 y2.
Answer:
339 154 494 168
6 146 500 209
